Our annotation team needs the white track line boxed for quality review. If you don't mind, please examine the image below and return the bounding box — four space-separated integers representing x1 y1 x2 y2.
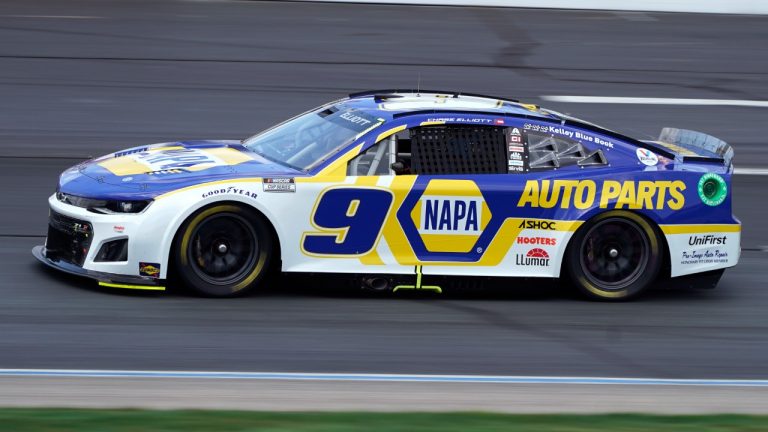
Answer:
1 369 768 387
541 95 768 108
735 168 768 176
541 95 768 175
0 15 103 19
289 0 768 15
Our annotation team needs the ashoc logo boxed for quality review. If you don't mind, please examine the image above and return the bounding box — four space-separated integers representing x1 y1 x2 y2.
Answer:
516 248 550 267
518 220 555 230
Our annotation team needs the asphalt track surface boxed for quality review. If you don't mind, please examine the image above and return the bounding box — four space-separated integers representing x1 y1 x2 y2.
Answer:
1 0 768 386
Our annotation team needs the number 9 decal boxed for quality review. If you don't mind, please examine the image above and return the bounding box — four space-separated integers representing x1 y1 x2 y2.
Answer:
302 188 394 256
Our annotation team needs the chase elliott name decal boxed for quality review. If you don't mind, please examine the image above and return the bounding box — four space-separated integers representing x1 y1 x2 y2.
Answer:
426 117 495 124
419 196 482 234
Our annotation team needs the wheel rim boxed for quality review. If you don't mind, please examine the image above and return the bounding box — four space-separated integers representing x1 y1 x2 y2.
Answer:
187 213 259 286
580 217 649 291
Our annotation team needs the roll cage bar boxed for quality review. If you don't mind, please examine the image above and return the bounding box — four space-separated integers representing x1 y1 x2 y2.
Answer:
348 89 521 105
387 109 676 160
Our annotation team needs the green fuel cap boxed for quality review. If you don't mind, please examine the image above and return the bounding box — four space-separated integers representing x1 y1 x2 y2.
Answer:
698 173 727 206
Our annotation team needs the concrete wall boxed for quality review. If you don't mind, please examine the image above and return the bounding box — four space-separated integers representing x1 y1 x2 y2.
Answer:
296 0 767 14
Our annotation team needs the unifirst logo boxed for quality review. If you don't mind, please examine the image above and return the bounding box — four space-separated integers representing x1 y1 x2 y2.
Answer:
517 180 686 210
420 196 482 234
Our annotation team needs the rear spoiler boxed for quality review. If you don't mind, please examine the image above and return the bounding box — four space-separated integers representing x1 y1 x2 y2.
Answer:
654 128 734 167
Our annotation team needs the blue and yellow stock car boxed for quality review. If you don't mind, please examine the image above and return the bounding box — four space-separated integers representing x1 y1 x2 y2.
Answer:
34 90 740 300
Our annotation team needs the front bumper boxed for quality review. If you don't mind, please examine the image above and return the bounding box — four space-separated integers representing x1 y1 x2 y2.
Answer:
32 193 169 290
33 245 165 289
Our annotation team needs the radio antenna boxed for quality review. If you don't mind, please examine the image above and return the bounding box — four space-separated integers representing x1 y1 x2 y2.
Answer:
417 73 421 96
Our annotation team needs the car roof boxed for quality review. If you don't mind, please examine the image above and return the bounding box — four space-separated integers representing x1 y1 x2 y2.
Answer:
339 89 560 121
335 89 677 161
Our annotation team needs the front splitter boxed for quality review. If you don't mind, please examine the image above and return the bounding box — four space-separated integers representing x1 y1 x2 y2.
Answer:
32 245 165 291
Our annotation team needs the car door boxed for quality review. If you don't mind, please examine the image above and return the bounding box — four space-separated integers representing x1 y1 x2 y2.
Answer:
306 117 609 278
402 119 609 278
344 120 528 275
395 121 527 276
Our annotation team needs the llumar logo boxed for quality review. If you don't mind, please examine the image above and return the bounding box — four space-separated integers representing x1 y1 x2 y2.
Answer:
516 248 550 266
517 180 685 210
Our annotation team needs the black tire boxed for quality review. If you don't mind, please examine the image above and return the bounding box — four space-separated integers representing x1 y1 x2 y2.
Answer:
566 211 662 301
173 204 273 297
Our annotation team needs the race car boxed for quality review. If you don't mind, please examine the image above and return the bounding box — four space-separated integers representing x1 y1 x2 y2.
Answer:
33 90 740 300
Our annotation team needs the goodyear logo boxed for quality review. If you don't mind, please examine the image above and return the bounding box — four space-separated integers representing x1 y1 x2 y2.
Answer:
517 180 686 210
419 196 482 234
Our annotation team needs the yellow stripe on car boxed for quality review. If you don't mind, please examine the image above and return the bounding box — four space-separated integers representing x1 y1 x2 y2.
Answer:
660 224 741 235
375 125 406 144
98 282 165 291
155 177 264 200
202 147 254 166
98 157 149 176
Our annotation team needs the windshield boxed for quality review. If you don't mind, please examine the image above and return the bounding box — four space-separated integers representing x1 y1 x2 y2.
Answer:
243 106 381 170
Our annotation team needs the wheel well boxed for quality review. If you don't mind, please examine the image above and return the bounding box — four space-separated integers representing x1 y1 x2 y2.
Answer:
168 201 282 282
561 210 670 279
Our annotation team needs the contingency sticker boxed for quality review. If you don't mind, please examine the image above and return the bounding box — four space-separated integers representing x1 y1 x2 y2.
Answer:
506 127 528 173
636 148 659 166
263 178 296 193
139 262 161 278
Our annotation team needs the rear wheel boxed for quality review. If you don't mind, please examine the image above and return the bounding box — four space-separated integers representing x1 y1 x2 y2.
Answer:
173 204 273 297
566 211 661 301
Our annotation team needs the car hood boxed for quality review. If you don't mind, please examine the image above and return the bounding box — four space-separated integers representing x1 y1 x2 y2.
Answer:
58 140 304 200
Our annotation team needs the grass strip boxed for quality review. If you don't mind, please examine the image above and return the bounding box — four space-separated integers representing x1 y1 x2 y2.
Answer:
0 409 767 432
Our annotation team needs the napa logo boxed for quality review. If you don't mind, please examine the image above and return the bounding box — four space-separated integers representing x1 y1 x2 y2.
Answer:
99 146 254 176
407 179 492 254
419 197 483 234
136 148 219 170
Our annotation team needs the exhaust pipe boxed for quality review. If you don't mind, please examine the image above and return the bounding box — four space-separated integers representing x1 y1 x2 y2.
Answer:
361 277 391 292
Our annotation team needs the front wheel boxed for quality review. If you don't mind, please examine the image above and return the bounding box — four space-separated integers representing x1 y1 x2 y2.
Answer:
173 204 273 297
566 211 662 301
